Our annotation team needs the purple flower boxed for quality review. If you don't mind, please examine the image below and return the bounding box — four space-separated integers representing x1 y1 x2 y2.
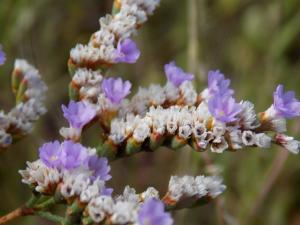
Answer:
208 94 242 123
273 84 300 118
208 70 234 96
60 141 88 169
138 199 173 225
101 77 131 104
0 45 6 65
102 188 113 196
115 38 140 64
62 101 96 129
39 141 62 168
88 156 111 181
164 61 194 87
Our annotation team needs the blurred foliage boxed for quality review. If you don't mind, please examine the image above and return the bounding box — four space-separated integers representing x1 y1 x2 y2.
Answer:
1 0 300 225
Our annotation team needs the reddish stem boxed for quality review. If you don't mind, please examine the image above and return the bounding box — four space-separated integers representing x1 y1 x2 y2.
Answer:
0 206 34 225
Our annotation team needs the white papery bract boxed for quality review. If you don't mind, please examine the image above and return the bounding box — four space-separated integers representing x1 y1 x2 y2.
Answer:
168 175 225 201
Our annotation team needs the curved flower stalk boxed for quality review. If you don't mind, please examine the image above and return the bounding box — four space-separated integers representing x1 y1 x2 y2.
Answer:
0 59 47 149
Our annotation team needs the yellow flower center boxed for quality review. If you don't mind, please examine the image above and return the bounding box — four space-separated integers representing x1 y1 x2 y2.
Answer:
50 155 57 161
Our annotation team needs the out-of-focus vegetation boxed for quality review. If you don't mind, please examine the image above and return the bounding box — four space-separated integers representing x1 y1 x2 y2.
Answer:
1 0 300 224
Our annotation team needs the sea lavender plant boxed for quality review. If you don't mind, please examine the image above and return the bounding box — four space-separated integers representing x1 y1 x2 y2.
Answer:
0 1 299 225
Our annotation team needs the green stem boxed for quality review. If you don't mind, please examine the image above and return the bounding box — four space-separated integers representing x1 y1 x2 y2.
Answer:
34 197 56 210
25 194 40 208
35 211 64 223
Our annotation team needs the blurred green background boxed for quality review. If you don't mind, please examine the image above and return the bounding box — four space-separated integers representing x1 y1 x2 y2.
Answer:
1 0 300 224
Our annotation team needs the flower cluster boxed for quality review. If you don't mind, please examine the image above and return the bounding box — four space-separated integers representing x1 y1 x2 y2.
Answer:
117 62 198 117
68 0 161 120
98 69 300 158
20 140 111 197
69 0 159 68
0 59 47 149
70 68 132 115
20 136 224 225
86 186 169 224
163 175 226 209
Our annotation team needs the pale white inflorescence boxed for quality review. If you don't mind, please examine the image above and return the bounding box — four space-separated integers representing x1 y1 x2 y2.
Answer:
0 60 47 148
20 159 225 225
87 174 222 224
108 101 283 153
70 0 161 65
119 81 196 116
168 175 226 201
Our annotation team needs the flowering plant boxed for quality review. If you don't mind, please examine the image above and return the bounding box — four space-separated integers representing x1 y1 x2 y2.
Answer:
0 1 300 225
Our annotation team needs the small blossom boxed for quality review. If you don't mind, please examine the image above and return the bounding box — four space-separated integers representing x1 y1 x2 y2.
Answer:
255 133 272 148
101 77 132 104
208 70 234 96
115 38 140 63
88 156 111 181
39 141 62 168
164 61 194 87
242 131 256 146
211 136 229 153
273 84 300 118
203 176 226 198
138 199 173 225
238 101 260 129
208 94 242 123
0 45 6 65
59 127 81 141
228 130 242 149
275 134 300 154
62 101 96 129
141 187 160 201
111 201 137 224
61 141 88 169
